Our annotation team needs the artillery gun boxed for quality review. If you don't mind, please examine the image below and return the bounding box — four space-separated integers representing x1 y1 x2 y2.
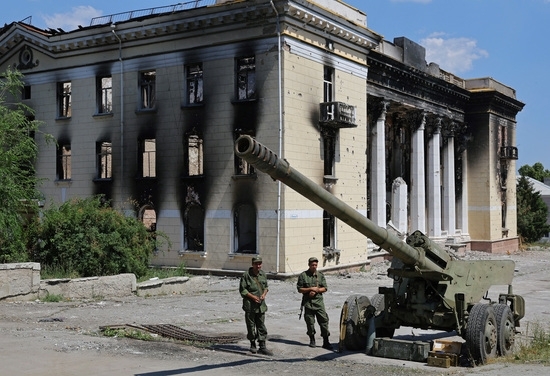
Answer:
235 135 525 364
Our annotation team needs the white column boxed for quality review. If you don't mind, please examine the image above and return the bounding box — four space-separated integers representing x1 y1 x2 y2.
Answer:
457 149 469 239
391 177 408 236
427 120 442 237
370 102 388 228
410 115 426 233
442 135 456 237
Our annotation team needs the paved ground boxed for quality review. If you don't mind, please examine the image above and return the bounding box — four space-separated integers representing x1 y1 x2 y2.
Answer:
1 248 550 376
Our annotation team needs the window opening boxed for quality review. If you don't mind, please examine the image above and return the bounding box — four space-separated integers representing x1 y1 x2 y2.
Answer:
234 132 255 175
97 76 113 113
57 144 71 180
234 203 257 254
57 81 71 118
322 129 336 177
140 70 156 109
22 85 31 100
186 131 203 176
236 57 256 100
184 203 205 251
323 210 335 248
140 138 156 178
323 66 334 103
186 63 203 104
97 141 112 179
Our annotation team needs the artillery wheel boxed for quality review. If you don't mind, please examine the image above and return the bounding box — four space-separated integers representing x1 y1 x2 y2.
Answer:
370 293 395 338
339 294 372 351
465 303 498 364
494 304 515 356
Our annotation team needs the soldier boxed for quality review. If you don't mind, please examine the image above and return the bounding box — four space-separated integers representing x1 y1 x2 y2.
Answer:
297 257 333 350
239 256 273 355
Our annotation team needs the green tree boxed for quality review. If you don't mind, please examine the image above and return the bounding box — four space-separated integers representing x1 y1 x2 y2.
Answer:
516 176 550 243
34 196 167 278
0 67 49 262
518 162 550 182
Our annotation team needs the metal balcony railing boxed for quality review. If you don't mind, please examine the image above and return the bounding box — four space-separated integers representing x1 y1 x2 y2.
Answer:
319 102 357 128
500 146 518 160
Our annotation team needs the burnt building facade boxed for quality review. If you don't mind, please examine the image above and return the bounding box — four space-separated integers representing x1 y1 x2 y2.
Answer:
0 0 523 275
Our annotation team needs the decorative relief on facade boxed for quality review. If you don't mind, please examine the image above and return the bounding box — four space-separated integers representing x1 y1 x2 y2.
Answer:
15 46 39 70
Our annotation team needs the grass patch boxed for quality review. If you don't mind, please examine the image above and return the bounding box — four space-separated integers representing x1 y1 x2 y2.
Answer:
41 293 64 302
508 323 550 364
40 263 81 280
101 327 156 341
138 262 189 282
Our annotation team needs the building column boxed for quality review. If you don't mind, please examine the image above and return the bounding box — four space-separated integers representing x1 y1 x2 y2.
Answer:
442 124 456 237
410 112 426 233
457 149 469 238
427 118 442 237
370 100 389 228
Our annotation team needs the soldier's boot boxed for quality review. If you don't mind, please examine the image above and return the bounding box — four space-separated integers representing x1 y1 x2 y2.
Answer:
249 340 257 354
308 335 316 348
258 341 273 356
322 336 333 350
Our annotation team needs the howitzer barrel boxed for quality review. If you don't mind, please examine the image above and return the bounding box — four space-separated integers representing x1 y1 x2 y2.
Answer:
235 135 446 273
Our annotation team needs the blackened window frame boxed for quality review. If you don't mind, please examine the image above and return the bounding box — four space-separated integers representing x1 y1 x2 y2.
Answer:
185 63 204 106
139 70 156 110
236 56 256 101
57 81 72 118
96 76 113 114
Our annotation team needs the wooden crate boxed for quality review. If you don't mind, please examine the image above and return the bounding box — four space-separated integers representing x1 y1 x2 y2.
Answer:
427 351 458 367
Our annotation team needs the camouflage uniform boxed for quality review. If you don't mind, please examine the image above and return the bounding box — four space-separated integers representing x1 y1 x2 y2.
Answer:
297 267 330 339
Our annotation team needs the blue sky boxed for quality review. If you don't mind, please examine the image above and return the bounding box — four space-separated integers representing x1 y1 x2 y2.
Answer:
3 0 549 171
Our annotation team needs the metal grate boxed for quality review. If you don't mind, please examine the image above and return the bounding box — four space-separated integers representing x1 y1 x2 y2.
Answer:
102 323 242 344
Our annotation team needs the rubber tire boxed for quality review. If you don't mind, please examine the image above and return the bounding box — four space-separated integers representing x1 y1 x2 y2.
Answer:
339 294 371 351
370 293 395 338
465 303 498 365
493 304 515 356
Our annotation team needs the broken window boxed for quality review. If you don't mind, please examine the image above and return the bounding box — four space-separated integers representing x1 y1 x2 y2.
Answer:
57 143 71 180
322 129 336 177
57 81 71 118
236 57 256 101
186 63 203 105
234 203 257 254
323 66 334 103
97 76 113 114
323 210 335 248
184 203 205 251
139 138 156 178
97 141 112 179
139 70 156 109
140 205 156 231
22 85 31 100
234 133 255 176
185 131 204 176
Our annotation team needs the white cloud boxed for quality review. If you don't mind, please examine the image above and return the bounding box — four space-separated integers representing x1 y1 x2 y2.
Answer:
42 6 103 31
421 33 489 73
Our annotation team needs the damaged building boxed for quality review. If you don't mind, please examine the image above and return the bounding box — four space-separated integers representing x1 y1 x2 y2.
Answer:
0 0 523 275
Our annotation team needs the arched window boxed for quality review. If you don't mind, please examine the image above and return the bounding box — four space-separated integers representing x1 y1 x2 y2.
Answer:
233 203 257 254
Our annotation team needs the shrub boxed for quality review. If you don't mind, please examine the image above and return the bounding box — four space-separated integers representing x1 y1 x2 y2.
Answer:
34 196 167 278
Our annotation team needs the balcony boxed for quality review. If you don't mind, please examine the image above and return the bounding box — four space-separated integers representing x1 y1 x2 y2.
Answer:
319 102 357 128
500 146 518 160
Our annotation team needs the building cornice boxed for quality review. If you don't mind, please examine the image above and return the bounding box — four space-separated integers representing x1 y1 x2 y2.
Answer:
0 0 380 68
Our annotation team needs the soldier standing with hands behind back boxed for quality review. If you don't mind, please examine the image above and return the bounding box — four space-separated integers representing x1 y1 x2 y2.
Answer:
297 257 333 350
239 256 273 355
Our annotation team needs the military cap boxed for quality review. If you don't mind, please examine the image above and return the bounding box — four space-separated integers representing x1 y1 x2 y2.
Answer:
308 257 319 264
252 256 263 264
